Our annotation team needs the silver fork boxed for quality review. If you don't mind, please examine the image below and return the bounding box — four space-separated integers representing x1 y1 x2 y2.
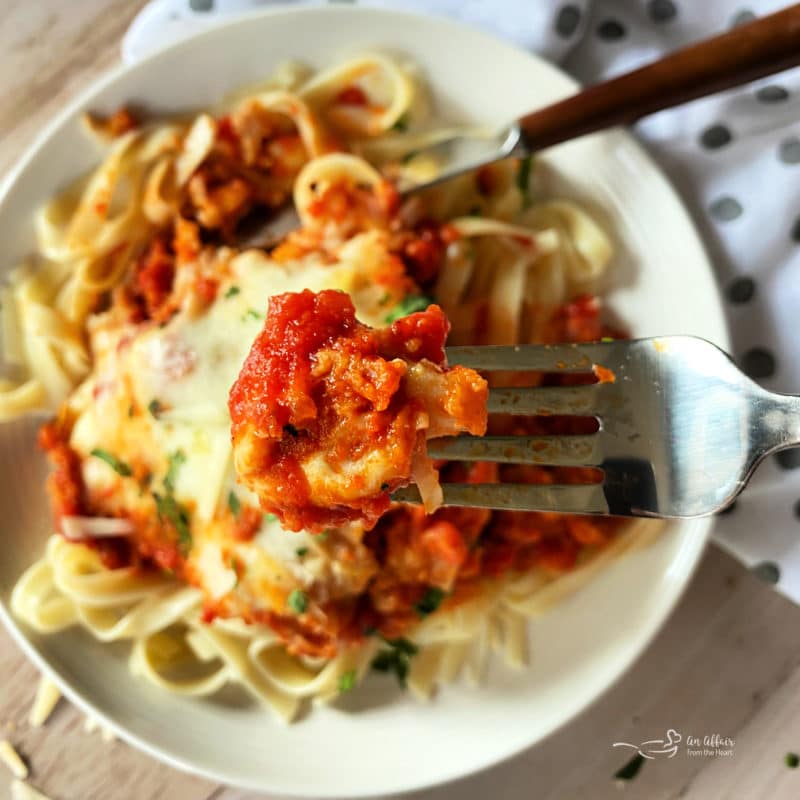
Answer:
391 336 800 518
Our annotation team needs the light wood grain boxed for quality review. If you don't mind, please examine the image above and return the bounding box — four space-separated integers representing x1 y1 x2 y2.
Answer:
2 3 800 799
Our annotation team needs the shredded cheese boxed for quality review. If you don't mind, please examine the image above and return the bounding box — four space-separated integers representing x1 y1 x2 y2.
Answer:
11 780 52 800
28 679 61 728
0 741 28 780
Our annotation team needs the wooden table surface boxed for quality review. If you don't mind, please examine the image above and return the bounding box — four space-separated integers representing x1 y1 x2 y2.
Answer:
2 2 800 798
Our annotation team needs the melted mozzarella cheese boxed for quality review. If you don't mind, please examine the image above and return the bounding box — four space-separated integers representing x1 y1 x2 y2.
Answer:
68 239 394 615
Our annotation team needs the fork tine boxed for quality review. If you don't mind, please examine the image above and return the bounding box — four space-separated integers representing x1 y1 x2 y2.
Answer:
487 384 605 415
446 342 613 372
393 483 609 514
427 434 601 466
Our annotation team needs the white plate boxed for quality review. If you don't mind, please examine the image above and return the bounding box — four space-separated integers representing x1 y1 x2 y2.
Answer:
0 6 729 797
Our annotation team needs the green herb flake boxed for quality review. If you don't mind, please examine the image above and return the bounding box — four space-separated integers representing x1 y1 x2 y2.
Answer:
338 669 357 693
243 308 262 321
317 529 331 542
153 491 192 550
296 547 309 558
391 113 410 133
378 291 391 306
786 753 799 769
265 513 277 523
228 491 241 517
401 149 418 165
90 448 132 477
224 285 241 299
164 449 186 492
385 294 435 323
601 336 615 343
287 588 308 614
414 587 446 617
230 556 240 587
516 154 533 207
148 398 163 418
385 637 418 656
614 753 645 782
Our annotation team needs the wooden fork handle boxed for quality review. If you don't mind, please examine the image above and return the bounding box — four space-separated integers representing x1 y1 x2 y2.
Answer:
518 4 800 150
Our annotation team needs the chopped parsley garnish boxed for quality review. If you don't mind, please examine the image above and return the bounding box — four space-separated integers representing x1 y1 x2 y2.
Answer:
391 113 410 132
338 670 357 693
386 637 418 656
414 587 446 617
164 449 186 492
287 589 308 614
786 753 799 769
614 753 645 782
265 513 277 522
230 556 240 587
378 291 391 306
224 285 241 299
317 529 331 542
90 448 132 477
243 308 262 321
401 149 418 165
385 294 434 323
148 398 163 418
370 637 418 687
601 336 615 343
296 547 309 558
227 491 241 517
516 154 533 207
153 491 192 550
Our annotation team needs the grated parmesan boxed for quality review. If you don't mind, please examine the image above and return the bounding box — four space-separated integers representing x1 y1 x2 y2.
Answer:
28 679 61 728
0 740 28 780
11 779 52 800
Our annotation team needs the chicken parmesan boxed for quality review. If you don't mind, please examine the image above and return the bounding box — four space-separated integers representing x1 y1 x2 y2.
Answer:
229 289 487 532
5 53 653 720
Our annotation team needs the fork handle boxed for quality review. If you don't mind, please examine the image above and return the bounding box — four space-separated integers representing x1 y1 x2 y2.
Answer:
758 391 800 456
517 4 800 150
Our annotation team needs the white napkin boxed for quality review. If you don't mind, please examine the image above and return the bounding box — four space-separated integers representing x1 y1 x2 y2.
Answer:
123 0 800 602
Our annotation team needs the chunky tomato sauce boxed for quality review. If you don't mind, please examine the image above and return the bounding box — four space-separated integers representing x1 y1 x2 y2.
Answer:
229 289 485 533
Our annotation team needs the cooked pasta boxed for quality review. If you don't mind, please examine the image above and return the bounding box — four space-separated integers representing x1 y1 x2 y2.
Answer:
4 54 660 722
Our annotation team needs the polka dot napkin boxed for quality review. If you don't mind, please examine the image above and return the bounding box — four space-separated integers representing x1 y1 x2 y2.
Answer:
124 0 800 603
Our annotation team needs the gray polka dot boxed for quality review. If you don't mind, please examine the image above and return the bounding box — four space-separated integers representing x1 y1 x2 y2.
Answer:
597 19 626 40
727 276 755 304
756 85 789 103
555 5 582 37
740 347 776 379
649 0 677 23
775 448 800 470
189 0 213 10
779 137 800 165
752 561 780 584
792 217 800 244
700 124 732 149
732 9 756 26
710 196 743 222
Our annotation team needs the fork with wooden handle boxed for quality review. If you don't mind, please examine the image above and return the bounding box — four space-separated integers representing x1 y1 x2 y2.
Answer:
392 337 800 518
244 4 800 247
